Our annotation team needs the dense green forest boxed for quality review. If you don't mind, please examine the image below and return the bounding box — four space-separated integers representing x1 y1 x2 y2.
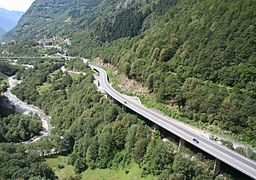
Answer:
95 0 256 146
0 41 39 56
0 61 42 143
0 61 54 179
7 0 256 146
1 0 255 178
0 61 17 76
0 104 53 179
0 144 55 180
0 112 42 143
0 60 17 92
0 41 62 59
10 60 241 179
0 54 251 179
0 71 7 93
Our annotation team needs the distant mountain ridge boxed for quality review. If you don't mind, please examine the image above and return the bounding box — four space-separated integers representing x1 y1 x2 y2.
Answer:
0 26 5 36
0 8 24 33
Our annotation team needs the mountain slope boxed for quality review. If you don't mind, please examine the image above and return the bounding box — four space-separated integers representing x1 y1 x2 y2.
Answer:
9 0 176 40
0 8 24 32
0 27 5 36
8 0 256 145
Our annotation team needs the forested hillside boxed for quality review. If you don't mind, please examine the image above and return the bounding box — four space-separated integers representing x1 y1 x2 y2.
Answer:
0 61 42 143
8 0 178 40
9 0 256 146
0 144 55 180
1 0 255 178
0 61 54 179
10 60 233 179
0 61 17 92
0 45 253 179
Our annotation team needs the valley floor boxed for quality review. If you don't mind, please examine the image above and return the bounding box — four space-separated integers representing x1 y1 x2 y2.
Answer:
46 156 154 180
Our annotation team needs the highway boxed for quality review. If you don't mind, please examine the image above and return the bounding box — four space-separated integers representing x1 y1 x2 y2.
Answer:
91 65 256 179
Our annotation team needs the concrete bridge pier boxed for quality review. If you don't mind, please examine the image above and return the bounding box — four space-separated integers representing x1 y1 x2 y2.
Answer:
107 94 114 101
153 124 159 132
179 138 186 148
122 104 127 111
214 158 221 175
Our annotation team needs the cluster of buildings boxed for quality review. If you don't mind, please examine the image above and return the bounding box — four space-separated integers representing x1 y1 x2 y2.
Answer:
37 36 71 47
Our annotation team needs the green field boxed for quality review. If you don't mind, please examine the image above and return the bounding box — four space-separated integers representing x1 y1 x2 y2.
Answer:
38 82 52 94
45 156 75 179
68 72 84 81
45 156 155 180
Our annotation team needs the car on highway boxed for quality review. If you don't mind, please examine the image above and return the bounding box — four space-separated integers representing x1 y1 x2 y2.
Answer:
124 101 127 104
192 138 199 143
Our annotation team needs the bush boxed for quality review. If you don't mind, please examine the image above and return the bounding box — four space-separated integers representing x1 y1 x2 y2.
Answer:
57 164 64 169
221 140 234 150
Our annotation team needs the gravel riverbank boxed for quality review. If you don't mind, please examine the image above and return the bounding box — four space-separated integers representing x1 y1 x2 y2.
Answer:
3 76 52 143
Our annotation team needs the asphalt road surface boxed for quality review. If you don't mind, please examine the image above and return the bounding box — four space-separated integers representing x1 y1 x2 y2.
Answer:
91 65 256 179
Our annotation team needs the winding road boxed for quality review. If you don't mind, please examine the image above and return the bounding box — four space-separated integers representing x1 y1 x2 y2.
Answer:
91 64 256 179
1 56 255 177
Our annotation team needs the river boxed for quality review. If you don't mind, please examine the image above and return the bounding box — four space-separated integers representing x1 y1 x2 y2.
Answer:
3 76 52 143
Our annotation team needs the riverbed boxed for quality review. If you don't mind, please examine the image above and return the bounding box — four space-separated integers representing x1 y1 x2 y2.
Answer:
3 76 52 143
